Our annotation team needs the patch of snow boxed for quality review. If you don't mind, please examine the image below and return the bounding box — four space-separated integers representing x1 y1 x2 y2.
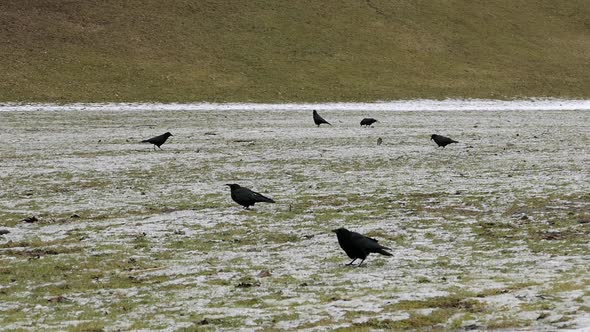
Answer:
1 104 588 331
0 98 589 112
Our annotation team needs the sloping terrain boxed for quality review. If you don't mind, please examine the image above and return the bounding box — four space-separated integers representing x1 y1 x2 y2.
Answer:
1 0 589 102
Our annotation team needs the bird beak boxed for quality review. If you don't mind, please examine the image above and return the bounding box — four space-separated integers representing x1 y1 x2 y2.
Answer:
225 184 231 187
331 229 337 233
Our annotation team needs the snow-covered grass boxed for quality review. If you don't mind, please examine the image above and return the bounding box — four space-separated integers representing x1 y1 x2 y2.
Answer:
2 98 590 112
0 103 589 331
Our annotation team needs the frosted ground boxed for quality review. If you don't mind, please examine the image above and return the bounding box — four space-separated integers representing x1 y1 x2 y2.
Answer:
0 100 588 331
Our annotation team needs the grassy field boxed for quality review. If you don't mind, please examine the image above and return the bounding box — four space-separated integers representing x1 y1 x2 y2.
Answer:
1 0 590 102
0 107 588 331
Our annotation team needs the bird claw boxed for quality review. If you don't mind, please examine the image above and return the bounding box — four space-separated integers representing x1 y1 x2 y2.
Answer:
345 259 357 266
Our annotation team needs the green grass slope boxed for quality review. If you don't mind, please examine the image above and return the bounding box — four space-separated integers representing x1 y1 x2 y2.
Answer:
1 0 589 102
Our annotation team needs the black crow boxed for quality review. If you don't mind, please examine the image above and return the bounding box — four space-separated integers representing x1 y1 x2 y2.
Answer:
360 118 378 127
313 110 331 127
142 132 173 150
226 184 275 209
431 134 458 148
332 228 392 266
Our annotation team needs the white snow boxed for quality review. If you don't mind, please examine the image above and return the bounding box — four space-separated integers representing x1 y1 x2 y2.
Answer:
0 101 588 331
1 98 590 112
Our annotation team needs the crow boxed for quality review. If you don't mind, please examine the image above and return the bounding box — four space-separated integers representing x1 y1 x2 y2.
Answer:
313 110 331 127
225 184 275 209
142 132 173 150
332 228 392 266
360 118 378 127
431 134 458 148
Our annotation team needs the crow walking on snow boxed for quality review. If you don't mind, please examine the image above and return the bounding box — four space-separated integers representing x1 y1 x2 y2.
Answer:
226 184 275 209
313 110 331 127
360 118 378 127
431 134 458 148
142 132 173 150
332 228 392 266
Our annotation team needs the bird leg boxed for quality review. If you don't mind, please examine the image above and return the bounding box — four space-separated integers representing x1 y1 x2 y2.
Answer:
345 259 357 266
357 258 366 267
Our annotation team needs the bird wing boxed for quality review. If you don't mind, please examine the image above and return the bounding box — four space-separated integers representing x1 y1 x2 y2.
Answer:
440 136 458 144
314 113 330 125
253 192 274 203
143 134 164 144
350 232 379 243
246 189 275 203
351 232 391 251
366 236 379 243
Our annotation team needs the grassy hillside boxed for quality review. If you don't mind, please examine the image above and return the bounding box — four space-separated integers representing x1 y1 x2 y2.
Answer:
1 0 589 102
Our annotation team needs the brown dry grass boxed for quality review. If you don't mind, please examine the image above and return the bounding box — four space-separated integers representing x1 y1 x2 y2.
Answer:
1 0 589 102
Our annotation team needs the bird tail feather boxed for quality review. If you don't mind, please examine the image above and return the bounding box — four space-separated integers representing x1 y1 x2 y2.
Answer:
377 248 393 256
255 194 275 203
